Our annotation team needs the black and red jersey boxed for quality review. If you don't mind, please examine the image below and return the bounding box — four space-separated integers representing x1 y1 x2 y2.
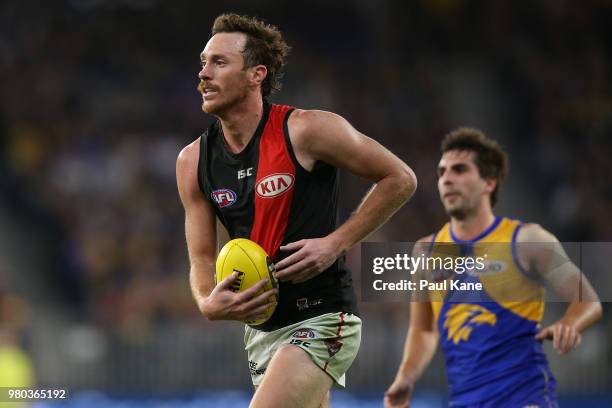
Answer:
198 102 358 331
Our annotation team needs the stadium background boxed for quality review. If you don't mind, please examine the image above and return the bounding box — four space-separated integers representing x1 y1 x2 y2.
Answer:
1 0 611 406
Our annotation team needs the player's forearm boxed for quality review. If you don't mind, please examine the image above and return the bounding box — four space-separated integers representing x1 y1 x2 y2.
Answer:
329 169 417 253
561 301 602 333
396 329 438 385
189 259 216 315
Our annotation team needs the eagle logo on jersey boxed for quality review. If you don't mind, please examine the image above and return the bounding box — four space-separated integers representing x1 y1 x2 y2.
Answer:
443 304 497 344
256 173 294 198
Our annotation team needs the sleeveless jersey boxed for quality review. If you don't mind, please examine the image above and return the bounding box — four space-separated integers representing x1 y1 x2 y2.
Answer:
428 217 557 407
198 102 358 331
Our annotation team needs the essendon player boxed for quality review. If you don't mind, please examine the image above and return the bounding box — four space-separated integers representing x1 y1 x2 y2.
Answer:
176 13 417 408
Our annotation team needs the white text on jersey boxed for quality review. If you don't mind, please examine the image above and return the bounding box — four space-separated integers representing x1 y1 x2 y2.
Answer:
238 167 254 180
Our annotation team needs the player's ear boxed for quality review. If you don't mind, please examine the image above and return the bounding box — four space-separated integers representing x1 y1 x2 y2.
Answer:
483 178 497 194
249 65 267 87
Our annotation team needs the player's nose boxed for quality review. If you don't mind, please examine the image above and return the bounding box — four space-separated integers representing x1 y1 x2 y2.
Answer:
441 172 454 185
198 65 212 81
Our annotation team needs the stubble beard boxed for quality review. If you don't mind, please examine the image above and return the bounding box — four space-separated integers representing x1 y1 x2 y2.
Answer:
202 81 250 118
445 198 477 221
447 206 469 221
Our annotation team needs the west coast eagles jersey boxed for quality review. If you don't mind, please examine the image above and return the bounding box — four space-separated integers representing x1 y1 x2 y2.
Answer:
428 217 557 407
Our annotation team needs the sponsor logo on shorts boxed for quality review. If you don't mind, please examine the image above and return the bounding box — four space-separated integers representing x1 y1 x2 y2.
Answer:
256 173 294 198
324 339 343 357
292 328 316 339
289 338 311 348
249 360 266 376
211 188 237 208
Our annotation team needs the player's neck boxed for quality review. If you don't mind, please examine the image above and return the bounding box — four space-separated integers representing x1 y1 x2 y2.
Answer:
218 95 264 153
450 208 496 241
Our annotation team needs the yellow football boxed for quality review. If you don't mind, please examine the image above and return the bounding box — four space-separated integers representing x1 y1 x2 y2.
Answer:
215 238 278 325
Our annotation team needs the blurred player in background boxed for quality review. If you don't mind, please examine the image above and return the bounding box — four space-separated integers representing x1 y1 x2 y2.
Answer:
0 284 35 408
384 128 602 408
176 13 416 408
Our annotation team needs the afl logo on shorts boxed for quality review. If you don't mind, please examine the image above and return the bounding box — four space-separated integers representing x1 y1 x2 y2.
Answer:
292 328 316 339
256 173 294 198
211 189 237 208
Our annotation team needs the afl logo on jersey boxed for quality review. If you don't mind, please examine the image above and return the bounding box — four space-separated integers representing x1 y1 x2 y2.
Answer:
256 173 294 198
211 189 237 208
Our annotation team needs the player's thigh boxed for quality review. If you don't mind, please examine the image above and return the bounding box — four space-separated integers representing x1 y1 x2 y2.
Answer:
252 389 329 408
252 388 330 408
249 344 333 408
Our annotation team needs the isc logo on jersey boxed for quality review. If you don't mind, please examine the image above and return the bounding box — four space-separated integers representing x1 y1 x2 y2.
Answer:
212 189 237 208
256 173 294 198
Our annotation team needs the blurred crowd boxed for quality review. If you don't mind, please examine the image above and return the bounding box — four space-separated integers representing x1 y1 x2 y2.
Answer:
1 0 611 352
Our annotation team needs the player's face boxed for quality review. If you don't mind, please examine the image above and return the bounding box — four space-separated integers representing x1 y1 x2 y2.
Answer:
437 150 493 219
198 32 251 115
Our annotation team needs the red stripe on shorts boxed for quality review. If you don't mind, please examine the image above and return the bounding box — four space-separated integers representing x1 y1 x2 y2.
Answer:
336 312 346 336
323 313 346 372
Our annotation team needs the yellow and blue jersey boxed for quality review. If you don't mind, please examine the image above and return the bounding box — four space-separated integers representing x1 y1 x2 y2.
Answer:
428 217 558 408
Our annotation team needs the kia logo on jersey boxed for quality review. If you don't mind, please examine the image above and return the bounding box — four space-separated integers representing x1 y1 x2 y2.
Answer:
256 173 294 198
211 189 237 208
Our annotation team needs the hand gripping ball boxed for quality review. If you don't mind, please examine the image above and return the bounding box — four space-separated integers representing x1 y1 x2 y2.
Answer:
215 238 278 325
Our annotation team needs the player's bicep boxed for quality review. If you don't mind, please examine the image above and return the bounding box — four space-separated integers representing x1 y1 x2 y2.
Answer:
184 197 217 264
176 142 217 267
294 110 411 182
517 224 597 302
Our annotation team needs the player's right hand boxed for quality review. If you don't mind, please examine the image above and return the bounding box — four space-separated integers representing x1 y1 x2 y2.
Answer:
384 376 413 408
201 272 277 321
535 320 582 355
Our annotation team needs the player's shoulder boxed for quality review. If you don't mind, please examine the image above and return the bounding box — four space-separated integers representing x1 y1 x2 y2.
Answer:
287 109 353 152
176 137 206 203
178 121 217 163
412 234 435 255
516 223 558 243
417 234 435 244
289 108 337 121
288 109 348 133
177 138 201 170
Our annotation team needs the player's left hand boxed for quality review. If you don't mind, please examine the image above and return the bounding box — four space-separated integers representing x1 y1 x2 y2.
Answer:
274 237 342 284
535 321 582 355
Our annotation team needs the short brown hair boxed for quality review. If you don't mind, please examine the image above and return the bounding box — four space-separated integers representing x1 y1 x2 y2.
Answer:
212 13 290 98
441 127 509 206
